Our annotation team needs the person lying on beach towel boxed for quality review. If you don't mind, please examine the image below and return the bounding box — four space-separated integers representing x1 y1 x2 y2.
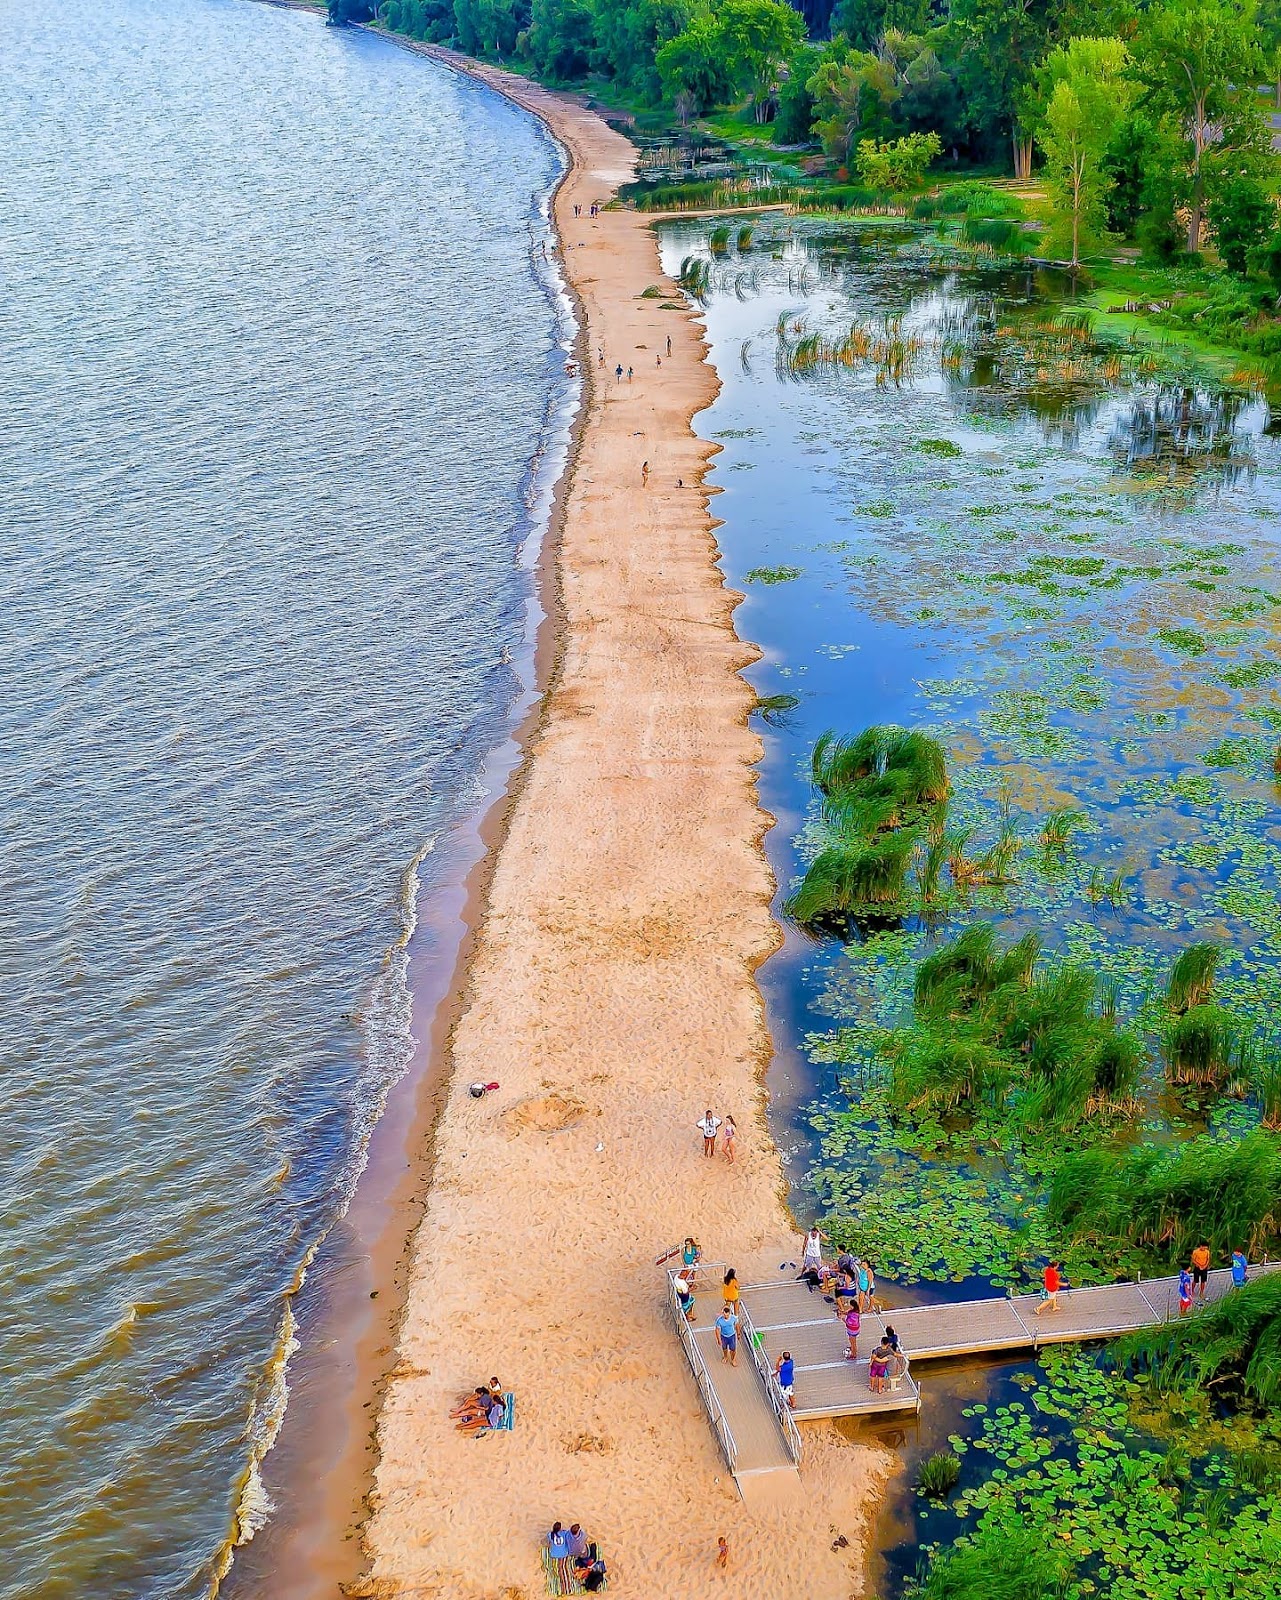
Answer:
450 1386 492 1423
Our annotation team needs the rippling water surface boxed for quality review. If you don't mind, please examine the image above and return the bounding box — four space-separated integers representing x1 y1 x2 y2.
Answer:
0 2 567 1592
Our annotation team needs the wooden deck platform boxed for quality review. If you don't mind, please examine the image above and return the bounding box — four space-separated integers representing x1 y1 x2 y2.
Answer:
670 1260 1276 1494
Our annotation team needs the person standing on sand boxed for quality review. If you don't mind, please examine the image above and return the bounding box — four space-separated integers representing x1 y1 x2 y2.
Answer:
1034 1260 1061 1315
698 1109 721 1157
627 365 633 381
1191 1241 1211 1302
716 1535 729 1569
641 460 649 485
722 1114 737 1162
615 363 623 383
715 1305 739 1366
667 334 672 356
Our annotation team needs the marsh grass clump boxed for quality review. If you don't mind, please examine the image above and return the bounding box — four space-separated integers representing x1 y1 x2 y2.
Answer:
1167 943 1222 1015
886 923 1146 1124
1253 1053 1281 1129
1039 806 1085 858
708 224 730 256
1162 1004 1240 1088
918 1451 962 1497
736 225 753 251
787 725 950 931
1049 1130 1281 1260
1121 1274 1281 1411
913 1525 1071 1600
677 256 710 298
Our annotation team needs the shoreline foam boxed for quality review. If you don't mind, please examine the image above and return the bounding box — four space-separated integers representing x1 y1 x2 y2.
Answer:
351 47 892 1600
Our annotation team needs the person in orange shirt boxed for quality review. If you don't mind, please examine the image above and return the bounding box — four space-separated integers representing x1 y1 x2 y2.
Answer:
1190 1242 1212 1303
1034 1261 1061 1315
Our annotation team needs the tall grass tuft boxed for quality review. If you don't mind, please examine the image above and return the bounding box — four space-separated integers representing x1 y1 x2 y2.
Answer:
708 224 730 256
914 1525 1071 1600
1167 943 1221 1014
1163 1004 1238 1087
1121 1274 1281 1411
917 1451 962 1497
1049 1130 1281 1259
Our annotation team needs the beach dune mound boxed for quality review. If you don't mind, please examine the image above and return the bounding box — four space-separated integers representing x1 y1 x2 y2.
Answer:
500 1088 589 1135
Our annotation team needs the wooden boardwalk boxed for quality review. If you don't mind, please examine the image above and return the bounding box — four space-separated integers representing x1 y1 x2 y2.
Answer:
669 1261 1275 1495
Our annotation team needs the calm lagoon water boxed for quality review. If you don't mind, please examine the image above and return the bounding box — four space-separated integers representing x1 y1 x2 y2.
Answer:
1 1 569 1592
659 216 1281 1590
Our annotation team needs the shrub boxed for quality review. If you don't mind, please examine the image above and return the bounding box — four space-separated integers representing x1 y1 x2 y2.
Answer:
1121 1273 1281 1410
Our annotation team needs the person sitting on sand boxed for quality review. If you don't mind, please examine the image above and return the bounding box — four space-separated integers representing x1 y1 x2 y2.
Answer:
566 1524 589 1560
574 1545 607 1592
457 1391 505 1433
868 1338 892 1394
450 1386 491 1422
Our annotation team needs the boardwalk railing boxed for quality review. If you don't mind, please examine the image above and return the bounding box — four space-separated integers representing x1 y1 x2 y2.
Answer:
738 1299 803 1466
665 1270 739 1473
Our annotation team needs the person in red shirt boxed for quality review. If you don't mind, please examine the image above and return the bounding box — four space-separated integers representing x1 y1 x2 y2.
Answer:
1034 1261 1061 1315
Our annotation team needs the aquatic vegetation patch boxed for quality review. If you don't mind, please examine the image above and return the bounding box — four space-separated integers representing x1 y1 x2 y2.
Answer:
911 1348 1281 1600
918 438 963 458
745 564 802 584
1156 625 1209 657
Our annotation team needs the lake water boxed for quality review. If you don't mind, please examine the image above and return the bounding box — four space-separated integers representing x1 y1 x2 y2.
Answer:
0 2 569 1593
659 214 1281 1592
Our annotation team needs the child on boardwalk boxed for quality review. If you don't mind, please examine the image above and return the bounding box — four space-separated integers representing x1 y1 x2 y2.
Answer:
1034 1261 1061 1315
775 1350 795 1407
1178 1265 1194 1314
843 1303 861 1360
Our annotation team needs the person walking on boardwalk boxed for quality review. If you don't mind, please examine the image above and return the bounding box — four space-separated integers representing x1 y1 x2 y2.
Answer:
1191 1241 1211 1302
1034 1260 1061 1315
802 1225 825 1273
722 1114 737 1163
776 1350 795 1407
697 1109 721 1157
843 1302 861 1360
722 1267 740 1310
1178 1265 1194 1315
1233 1248 1249 1287
716 1305 739 1366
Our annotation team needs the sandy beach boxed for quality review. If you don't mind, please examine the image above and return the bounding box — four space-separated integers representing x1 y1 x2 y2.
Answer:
357 51 891 1599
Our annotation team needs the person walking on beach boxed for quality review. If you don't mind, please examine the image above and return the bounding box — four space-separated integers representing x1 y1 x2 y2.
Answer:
1191 1241 1211 1302
615 363 623 383
627 365 633 381
802 1226 825 1273
716 1535 729 1570
1233 1248 1249 1287
715 1305 739 1366
722 1114 737 1163
1034 1260 1061 1315
843 1302 861 1360
666 334 672 356
1178 1265 1194 1315
641 460 649 486
776 1350 795 1407
698 1109 721 1157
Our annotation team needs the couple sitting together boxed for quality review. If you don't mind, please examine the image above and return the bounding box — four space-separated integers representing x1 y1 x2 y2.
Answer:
450 1377 509 1433
547 1522 607 1591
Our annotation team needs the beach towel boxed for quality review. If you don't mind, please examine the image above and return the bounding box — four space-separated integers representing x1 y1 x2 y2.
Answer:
541 1548 608 1595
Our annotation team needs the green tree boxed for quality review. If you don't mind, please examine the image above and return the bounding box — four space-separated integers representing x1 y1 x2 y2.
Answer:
522 0 596 76
656 12 735 110
951 0 1055 170
454 0 527 55
774 45 823 141
807 47 897 162
1137 0 1265 253
854 129 942 191
716 0 809 122
590 0 692 95
1035 36 1134 266
1206 166 1277 272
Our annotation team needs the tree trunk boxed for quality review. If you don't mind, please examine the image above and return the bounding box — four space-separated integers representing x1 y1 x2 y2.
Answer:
1012 134 1033 181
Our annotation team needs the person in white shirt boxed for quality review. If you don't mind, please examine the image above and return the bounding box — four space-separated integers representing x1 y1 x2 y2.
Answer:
802 1226 825 1272
697 1109 721 1158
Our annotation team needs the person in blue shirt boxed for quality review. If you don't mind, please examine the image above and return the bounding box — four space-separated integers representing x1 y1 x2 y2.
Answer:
715 1307 739 1366
1232 1249 1249 1287
1178 1267 1194 1315
547 1523 571 1559
775 1350 795 1407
